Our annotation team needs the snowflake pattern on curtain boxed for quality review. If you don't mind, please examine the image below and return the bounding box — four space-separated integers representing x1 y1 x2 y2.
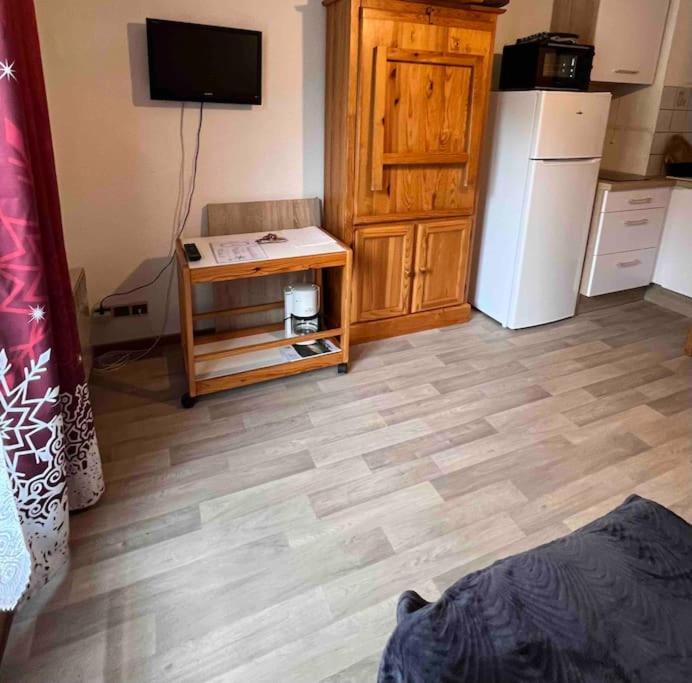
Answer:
0 439 31 611
1 0 104 599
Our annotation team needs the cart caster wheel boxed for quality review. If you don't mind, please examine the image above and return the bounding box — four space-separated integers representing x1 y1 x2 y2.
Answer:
338 363 350 375
181 393 197 409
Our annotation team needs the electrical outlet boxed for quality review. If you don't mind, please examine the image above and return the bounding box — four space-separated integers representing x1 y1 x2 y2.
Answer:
113 305 130 318
92 302 148 319
92 305 112 319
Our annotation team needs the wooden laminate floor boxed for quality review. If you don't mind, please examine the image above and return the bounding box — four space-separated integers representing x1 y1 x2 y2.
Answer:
3 302 692 682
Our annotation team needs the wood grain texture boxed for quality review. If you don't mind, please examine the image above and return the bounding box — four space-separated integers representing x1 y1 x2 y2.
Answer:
324 0 497 342
412 219 471 312
351 302 471 344
354 14 489 220
176 230 351 399
207 198 322 332
3 301 691 682
352 224 414 322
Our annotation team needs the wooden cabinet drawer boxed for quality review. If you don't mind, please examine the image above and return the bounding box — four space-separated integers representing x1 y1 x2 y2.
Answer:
593 208 666 255
581 248 658 297
602 187 671 213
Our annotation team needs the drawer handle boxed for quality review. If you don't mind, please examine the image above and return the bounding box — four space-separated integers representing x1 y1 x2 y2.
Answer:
617 259 642 269
625 219 650 226
628 198 653 205
614 69 640 74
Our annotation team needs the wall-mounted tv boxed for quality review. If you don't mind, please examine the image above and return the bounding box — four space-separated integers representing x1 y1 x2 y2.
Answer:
146 18 262 105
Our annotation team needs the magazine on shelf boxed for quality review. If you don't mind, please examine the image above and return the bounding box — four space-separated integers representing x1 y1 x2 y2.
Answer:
279 339 340 363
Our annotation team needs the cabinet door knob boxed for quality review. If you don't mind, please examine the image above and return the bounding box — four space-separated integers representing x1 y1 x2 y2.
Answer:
625 219 649 226
629 197 653 205
614 69 640 75
617 259 642 269
419 266 428 274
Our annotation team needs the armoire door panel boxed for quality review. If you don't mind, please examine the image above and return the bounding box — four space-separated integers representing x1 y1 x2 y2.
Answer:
355 13 493 222
353 224 414 322
412 219 472 313
384 55 474 156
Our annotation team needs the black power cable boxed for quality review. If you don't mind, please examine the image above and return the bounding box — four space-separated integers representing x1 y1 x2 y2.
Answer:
93 101 205 372
97 101 205 312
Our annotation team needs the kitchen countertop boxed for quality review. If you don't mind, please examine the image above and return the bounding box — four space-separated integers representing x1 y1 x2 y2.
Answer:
598 170 690 191
667 177 692 190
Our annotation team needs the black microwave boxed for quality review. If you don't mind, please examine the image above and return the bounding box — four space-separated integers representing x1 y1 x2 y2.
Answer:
500 33 595 92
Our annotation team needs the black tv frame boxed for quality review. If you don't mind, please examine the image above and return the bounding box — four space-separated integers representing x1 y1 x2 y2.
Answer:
146 18 262 105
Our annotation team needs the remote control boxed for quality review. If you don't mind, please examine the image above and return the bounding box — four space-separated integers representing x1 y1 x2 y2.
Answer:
184 243 202 262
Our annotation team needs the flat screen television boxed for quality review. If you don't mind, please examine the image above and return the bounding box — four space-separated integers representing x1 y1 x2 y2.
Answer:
146 18 262 105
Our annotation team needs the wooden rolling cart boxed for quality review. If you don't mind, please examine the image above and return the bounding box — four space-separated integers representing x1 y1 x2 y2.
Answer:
175 227 352 408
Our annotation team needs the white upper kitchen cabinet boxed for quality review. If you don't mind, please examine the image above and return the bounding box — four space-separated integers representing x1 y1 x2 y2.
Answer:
552 0 671 85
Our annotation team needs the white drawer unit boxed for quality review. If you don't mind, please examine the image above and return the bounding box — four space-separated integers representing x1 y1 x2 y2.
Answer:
593 208 666 255
602 186 672 213
581 181 673 297
582 248 659 297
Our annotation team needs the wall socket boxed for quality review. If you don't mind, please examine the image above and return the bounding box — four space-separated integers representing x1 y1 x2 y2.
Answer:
113 305 130 318
93 302 148 319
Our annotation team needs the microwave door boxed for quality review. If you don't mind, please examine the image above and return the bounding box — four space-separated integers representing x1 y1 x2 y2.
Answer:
542 52 578 82
536 46 594 91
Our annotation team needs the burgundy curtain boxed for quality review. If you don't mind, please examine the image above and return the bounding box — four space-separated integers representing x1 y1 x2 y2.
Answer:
0 0 103 599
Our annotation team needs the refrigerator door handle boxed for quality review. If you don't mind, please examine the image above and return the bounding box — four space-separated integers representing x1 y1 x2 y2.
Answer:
536 158 602 165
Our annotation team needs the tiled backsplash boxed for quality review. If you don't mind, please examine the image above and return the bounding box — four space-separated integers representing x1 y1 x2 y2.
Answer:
648 86 692 176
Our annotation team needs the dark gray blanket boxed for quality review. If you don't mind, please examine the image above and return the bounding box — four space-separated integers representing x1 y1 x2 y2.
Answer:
379 495 692 682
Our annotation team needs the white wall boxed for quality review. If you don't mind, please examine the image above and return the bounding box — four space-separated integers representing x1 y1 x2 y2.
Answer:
36 0 325 345
490 0 555 88
493 0 554 53
37 0 553 346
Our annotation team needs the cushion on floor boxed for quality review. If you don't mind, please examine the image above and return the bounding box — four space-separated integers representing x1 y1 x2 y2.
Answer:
378 495 692 683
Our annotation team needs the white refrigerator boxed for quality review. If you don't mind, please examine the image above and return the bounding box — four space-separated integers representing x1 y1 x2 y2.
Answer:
473 90 611 329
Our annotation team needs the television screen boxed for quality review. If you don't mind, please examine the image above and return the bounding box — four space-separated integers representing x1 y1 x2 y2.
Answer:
146 18 262 105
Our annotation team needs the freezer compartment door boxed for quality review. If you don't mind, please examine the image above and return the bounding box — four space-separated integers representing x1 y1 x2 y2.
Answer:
531 92 611 160
508 158 601 329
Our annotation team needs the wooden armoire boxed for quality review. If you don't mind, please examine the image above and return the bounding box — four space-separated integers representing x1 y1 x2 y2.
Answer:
322 0 503 344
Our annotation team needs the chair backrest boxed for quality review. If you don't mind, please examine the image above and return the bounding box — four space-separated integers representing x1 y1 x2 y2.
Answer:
207 197 322 235
206 198 322 332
